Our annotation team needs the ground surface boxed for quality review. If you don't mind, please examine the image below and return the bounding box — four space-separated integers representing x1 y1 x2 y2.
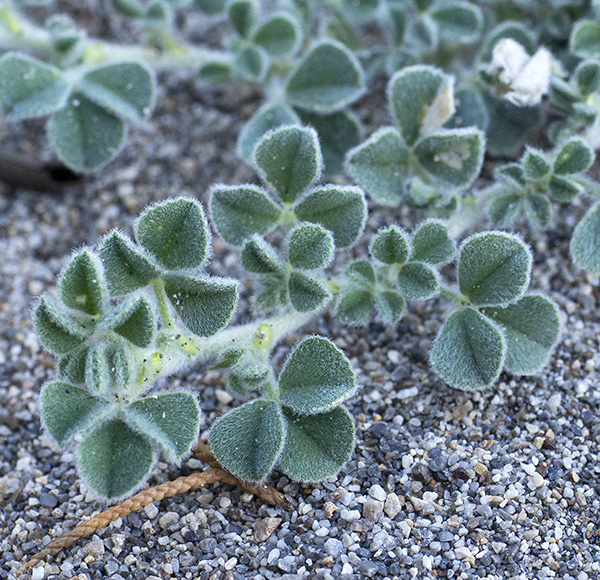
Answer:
1 5 600 580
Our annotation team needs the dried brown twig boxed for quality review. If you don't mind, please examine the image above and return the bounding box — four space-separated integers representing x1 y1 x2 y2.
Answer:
18 442 288 575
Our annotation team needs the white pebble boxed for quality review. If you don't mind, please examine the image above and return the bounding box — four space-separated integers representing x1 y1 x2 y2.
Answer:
144 503 159 519
31 567 45 580
455 546 472 559
369 484 387 502
215 389 233 405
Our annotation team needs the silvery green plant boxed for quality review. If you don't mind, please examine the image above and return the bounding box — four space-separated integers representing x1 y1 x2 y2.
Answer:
35 124 561 500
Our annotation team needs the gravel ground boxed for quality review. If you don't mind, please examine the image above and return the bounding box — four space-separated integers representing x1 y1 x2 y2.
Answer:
2 6 600 580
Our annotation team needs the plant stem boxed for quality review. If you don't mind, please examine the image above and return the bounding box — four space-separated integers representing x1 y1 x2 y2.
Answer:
152 279 175 329
439 285 464 307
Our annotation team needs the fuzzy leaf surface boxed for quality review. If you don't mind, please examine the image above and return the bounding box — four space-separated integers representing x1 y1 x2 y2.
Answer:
337 290 373 324
279 407 354 482
370 225 409 265
548 175 582 202
241 236 283 273
523 194 551 228
34 297 91 354
458 232 531 306
136 198 209 270
288 223 334 270
209 399 285 481
553 139 594 175
58 347 89 384
410 220 455 264
345 128 410 205
571 202 600 274
228 0 257 38
293 186 366 248
254 14 300 56
375 290 405 324
210 185 282 246
279 336 355 415
164 274 237 336
60 251 107 316
285 40 364 113
345 259 375 288
78 418 155 499
41 381 111 446
523 149 551 180
48 92 126 172
431 307 505 390
570 19 600 59
397 262 438 300
288 271 331 312
481 295 559 375
104 295 155 347
85 343 111 393
0 53 69 120
489 194 521 227
576 60 600 97
254 126 322 203
124 392 201 461
233 45 268 82
430 1 482 44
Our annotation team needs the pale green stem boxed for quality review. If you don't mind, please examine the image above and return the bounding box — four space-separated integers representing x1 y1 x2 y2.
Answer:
152 279 175 330
446 187 499 239
439 285 464 307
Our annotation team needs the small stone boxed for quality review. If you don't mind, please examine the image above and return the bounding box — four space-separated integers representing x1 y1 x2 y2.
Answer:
31 566 45 580
369 484 386 502
363 498 383 521
267 548 280 564
215 389 233 405
324 538 343 559
82 538 105 558
144 503 159 519
455 546 472 559
341 563 353 575
409 496 426 511
474 463 487 476
384 493 401 519
529 472 545 490
324 501 337 518
254 517 282 542
224 557 237 570
39 493 58 508
158 511 179 530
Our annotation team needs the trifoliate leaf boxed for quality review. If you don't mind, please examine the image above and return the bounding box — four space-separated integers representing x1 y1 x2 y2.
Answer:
103 295 155 347
397 262 439 301
345 128 410 205
209 399 285 481
293 185 366 248
576 60 600 97
571 202 600 274
481 295 560 375
337 290 373 324
41 381 112 446
370 225 409 265
570 19 600 59
135 198 209 270
288 271 331 312
431 307 505 390
85 343 111 394
253 14 300 56
164 274 237 336
210 185 282 246
78 61 155 124
410 220 455 264
0 53 70 120
194 0 226 14
60 250 107 316
254 125 322 203
345 259 375 288
48 92 126 172
98 231 160 296
233 44 268 82
285 40 365 113
553 139 594 175
228 0 257 38
458 232 531 306
548 175 582 202
430 1 483 44
340 0 380 21
197 59 232 85
523 149 551 180
78 418 155 499
488 194 522 227
279 336 355 415
523 194 552 228
288 223 334 270
34 297 92 355
241 236 284 274
414 128 484 188
374 290 405 324
124 392 201 461
58 346 89 384
279 407 355 482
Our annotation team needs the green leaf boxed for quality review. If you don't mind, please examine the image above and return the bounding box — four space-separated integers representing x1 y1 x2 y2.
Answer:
109 343 135 391
41 381 111 446
279 407 355 482
98 231 160 296
60 250 107 316
374 290 405 324
488 194 522 227
209 399 285 481
576 60 600 97
233 44 268 82
414 128 484 188
340 0 380 20
197 59 232 85
279 336 355 414
209 185 282 246
164 274 237 336
345 127 410 205
288 223 334 270
288 271 331 312
237 103 300 163
431 307 505 390
194 0 226 14
458 232 532 306
124 392 201 461
446 87 489 132
370 225 409 265
0 53 70 120
48 92 126 172
523 149 551 180
293 185 366 248
104 295 155 347
523 194 552 228
345 259 375 288
553 139 594 175
253 14 300 57
78 62 155 124
548 175 582 202
481 295 560 375
496 163 526 188
571 202 600 274
34 297 92 355
254 125 322 203
78 418 155 499
388 65 447 146
297 110 363 176
397 262 439 301
241 235 284 273
337 290 373 324
285 40 365 113
85 343 111 393
430 1 483 44
58 346 89 384
135 197 209 270
570 19 600 59
410 220 455 264
228 0 257 38
409 14 439 52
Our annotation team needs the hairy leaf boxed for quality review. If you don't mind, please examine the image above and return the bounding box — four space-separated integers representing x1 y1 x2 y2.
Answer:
233 45 268 82
570 19 600 59
374 290 405 324
288 271 331 312
34 297 92 354
288 223 334 270
253 14 300 56
228 0 257 38
430 1 483 44
370 225 409 265
523 194 551 228
85 343 111 393
571 202 600 274
410 220 455 264
523 149 551 180
397 262 439 301
337 290 373 324
576 60 600 97
241 236 283 274
104 295 155 347
553 139 594 175
489 194 522 227
548 175 582 202
60 250 107 316
345 259 375 288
